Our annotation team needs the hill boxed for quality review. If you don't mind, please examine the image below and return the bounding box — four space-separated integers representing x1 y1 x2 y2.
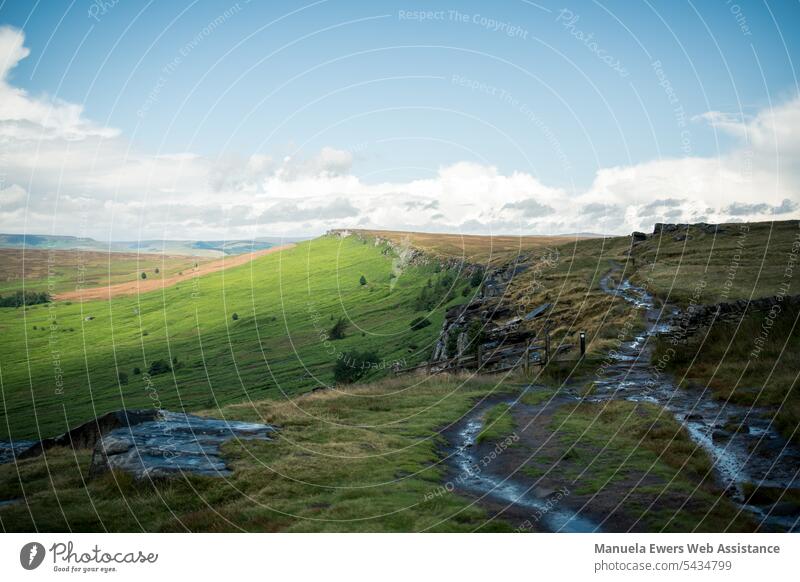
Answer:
0 233 304 257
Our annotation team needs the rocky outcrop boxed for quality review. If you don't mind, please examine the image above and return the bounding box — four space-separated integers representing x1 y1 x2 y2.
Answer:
1 409 276 480
653 222 727 235
669 294 800 341
89 411 276 479
15 409 161 460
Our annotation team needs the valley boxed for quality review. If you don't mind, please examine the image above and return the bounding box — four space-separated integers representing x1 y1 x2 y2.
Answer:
0 221 797 532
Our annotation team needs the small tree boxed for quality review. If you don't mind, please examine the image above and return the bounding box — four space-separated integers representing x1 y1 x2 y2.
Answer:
141 272 147 280
409 316 431 331
154 267 160 274
469 269 484 288
333 350 379 384
329 317 348 340
359 275 367 286
148 359 172 376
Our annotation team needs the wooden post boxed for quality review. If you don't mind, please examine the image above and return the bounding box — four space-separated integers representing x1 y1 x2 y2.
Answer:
579 331 586 358
544 329 550 366
524 340 531 376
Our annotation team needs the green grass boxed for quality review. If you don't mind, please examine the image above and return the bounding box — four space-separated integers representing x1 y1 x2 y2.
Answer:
542 400 755 531
0 235 468 439
654 303 800 443
475 402 515 444
630 220 800 306
0 375 514 532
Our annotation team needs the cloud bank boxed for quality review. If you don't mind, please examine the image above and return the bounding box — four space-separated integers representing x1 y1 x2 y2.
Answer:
0 26 798 242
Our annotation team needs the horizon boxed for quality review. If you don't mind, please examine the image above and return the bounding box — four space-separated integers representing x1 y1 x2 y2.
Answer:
1 1 799 241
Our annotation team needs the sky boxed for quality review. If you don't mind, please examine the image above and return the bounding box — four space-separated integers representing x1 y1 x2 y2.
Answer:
0 0 799 241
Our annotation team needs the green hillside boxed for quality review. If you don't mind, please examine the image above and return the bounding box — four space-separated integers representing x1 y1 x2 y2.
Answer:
0 235 470 439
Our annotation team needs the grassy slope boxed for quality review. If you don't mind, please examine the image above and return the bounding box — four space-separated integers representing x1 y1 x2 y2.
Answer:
630 220 800 305
0 235 466 439
0 248 207 295
504 234 637 356
338 229 588 265
639 221 800 442
0 375 513 532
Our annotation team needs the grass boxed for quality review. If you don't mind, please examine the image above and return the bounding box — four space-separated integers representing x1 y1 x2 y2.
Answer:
540 400 755 531
630 220 800 306
0 248 206 295
475 402 515 444
0 235 468 439
335 229 592 265
503 234 645 358
0 375 514 532
654 303 800 443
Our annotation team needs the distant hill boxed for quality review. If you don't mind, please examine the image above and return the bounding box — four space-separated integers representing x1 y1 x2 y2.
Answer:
0 233 307 257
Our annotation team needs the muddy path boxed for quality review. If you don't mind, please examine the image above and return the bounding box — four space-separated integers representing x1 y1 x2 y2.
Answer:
441 265 800 532
54 244 295 302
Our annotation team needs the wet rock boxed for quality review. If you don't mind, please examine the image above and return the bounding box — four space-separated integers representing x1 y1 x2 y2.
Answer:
89 411 276 479
16 409 161 460
0 440 37 464
684 413 704 423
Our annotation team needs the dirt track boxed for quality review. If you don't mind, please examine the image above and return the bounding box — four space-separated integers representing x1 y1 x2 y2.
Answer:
54 244 295 302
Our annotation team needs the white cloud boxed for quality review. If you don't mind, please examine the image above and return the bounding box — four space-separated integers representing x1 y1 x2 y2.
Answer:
0 26 798 242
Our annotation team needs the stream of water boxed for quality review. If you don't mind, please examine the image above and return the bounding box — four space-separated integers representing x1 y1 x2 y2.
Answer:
445 269 799 532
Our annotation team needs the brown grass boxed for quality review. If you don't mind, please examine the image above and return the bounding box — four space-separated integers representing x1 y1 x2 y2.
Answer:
339 228 598 265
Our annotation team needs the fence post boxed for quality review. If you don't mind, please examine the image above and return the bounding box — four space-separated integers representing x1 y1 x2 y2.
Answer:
544 329 550 366
579 331 586 358
524 340 531 376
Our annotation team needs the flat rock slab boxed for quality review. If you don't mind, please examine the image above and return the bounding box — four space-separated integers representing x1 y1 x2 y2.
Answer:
90 411 276 479
0 440 37 464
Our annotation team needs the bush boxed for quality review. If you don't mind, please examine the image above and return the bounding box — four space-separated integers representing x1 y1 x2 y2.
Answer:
147 359 172 376
118 372 129 385
329 317 348 340
469 269 484 288
232 312 239 321
154 267 160 274
0 291 51 308
359 275 367 286
133 367 141 375
409 316 431 331
141 272 147 280
333 350 379 384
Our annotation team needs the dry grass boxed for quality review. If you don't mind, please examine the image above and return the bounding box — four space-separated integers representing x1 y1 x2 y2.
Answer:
341 229 597 265
0 248 208 296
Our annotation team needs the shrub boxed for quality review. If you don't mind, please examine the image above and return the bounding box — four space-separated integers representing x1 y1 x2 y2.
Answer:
329 317 348 340
133 367 141 375
359 275 367 286
118 372 129 385
409 316 431 331
141 272 147 280
232 312 239 321
0 291 51 308
333 350 379 384
469 269 484 288
154 267 160 274
147 359 172 376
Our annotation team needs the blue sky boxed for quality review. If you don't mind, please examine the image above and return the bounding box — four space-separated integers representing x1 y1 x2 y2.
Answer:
1 0 799 239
